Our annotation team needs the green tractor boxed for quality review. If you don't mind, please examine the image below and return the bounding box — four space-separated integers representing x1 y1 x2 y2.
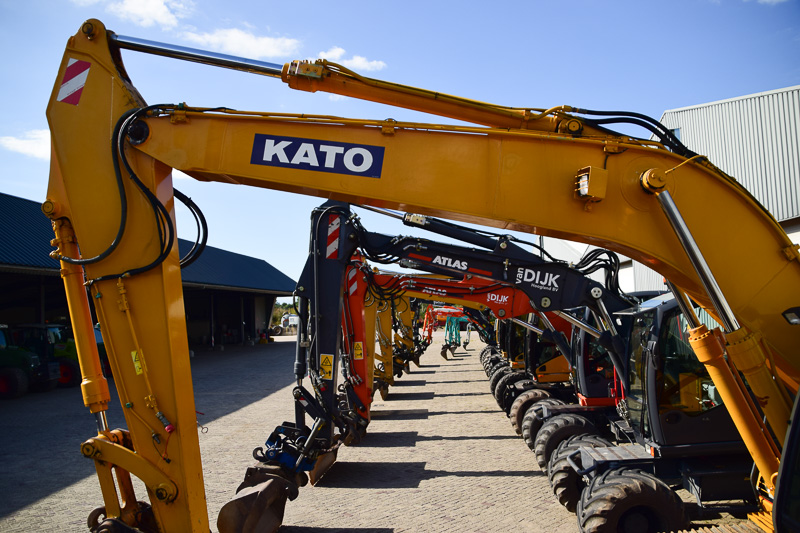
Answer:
0 324 61 398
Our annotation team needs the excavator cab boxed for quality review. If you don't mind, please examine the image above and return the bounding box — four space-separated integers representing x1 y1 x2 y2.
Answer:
568 295 757 532
623 295 743 447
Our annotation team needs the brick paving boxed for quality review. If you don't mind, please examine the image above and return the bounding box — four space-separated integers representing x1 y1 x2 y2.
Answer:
0 330 756 532
0 331 580 532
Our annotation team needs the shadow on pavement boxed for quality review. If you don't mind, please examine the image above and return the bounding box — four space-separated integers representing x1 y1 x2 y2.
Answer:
434 391 490 397
280 526 394 533
382 391 435 401
318 461 540 489
389 379 427 387
0 342 298 519
370 408 430 420
359 431 521 447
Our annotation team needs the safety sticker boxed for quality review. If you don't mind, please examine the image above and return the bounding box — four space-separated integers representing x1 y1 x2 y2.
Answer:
57 58 91 105
354 342 363 360
326 215 340 259
347 268 358 295
131 350 143 375
320 354 333 380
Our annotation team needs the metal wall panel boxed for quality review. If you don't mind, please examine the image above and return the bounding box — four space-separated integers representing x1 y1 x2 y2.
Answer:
632 261 667 293
659 86 800 223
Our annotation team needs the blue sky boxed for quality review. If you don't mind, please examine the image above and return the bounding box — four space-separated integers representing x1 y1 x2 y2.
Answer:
1 0 799 290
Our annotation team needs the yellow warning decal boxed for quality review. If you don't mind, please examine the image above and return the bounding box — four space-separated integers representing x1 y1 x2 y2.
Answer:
354 342 364 360
320 354 333 380
131 350 143 375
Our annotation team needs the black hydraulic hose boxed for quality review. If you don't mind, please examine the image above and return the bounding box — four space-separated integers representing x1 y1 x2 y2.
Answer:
174 188 208 268
580 115 697 158
89 105 177 283
573 107 687 150
54 109 138 266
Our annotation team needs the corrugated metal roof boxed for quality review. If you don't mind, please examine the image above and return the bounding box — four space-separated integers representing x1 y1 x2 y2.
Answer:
0 192 296 294
659 85 800 223
178 240 296 293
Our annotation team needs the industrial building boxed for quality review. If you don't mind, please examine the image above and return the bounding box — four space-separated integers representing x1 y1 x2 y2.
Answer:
0 192 296 348
624 85 800 291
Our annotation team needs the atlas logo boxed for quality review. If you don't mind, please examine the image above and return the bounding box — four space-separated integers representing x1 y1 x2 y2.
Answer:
422 287 448 297
487 293 509 304
516 268 560 291
251 134 385 178
432 256 468 270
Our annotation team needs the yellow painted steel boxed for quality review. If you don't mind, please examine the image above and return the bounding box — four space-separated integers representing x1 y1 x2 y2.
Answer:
45 19 800 529
373 301 395 391
49 217 110 414
689 325 781 495
393 296 415 359
362 293 377 395
535 353 572 384
45 23 209 532
725 328 792 446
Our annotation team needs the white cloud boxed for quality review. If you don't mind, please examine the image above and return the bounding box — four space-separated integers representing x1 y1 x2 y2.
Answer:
319 47 386 72
70 0 104 6
757 0 790 4
319 46 346 61
182 28 300 59
0 130 50 160
341 55 387 72
106 0 193 29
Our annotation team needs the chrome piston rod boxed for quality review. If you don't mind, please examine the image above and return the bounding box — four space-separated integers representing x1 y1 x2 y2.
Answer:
509 317 544 335
656 190 739 332
552 311 602 339
110 33 284 78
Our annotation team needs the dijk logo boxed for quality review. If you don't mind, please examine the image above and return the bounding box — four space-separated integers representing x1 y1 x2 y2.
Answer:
487 293 509 304
516 268 560 291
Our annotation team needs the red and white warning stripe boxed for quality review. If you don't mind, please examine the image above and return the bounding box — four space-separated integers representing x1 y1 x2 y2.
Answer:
347 268 358 295
56 58 91 105
326 215 340 259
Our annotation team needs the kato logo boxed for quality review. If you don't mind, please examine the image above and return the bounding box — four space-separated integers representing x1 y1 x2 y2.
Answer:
431 255 468 270
251 134 385 178
516 268 560 291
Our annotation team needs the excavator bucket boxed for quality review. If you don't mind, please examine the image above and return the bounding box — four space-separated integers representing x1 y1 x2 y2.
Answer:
308 449 338 486
217 466 302 533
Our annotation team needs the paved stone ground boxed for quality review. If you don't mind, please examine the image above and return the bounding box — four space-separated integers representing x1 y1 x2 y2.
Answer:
0 330 756 532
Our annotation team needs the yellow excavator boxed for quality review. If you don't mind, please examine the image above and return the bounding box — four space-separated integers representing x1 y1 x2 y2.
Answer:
44 19 799 532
